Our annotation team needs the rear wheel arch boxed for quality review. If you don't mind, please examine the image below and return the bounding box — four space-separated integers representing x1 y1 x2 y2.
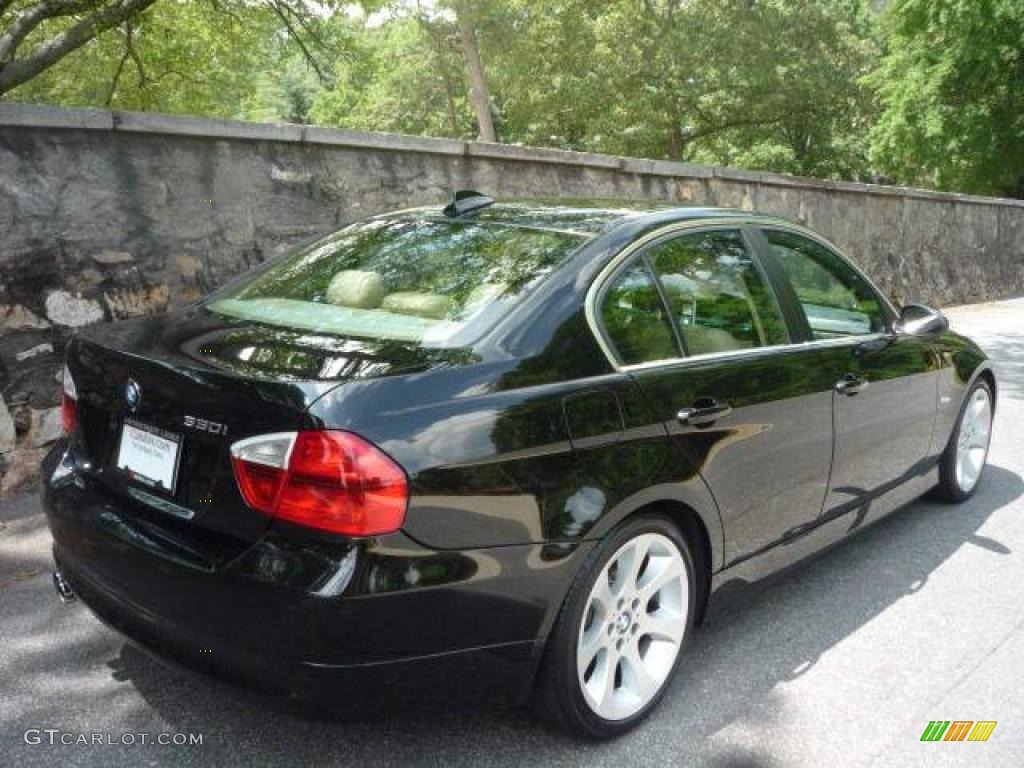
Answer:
542 498 715 642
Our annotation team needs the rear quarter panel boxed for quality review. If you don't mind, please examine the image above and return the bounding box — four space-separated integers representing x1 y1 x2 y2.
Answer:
306 362 723 568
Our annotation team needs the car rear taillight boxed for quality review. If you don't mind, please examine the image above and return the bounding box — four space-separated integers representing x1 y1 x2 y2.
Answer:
61 364 77 435
230 430 408 536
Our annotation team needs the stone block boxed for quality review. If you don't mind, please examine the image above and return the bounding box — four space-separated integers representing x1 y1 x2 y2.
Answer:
0 305 50 332
29 406 63 447
103 285 171 318
14 343 53 362
45 291 105 327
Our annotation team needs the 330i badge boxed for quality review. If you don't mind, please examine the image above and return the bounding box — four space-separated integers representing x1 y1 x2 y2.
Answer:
43 193 995 739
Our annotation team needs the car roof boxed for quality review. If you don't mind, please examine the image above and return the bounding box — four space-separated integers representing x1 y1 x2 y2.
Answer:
395 198 777 237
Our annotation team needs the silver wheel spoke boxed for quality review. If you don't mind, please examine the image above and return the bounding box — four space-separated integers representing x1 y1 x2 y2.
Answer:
621 645 659 703
638 556 684 600
968 395 988 422
580 645 611 709
967 448 984 474
641 611 687 643
621 538 650 592
579 625 606 670
591 576 616 616
598 651 617 710
969 425 990 450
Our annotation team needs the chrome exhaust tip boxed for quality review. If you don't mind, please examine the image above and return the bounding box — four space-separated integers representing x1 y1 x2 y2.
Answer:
52 570 76 602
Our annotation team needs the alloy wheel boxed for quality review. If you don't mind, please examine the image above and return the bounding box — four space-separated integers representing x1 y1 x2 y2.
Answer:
955 386 993 493
576 532 689 721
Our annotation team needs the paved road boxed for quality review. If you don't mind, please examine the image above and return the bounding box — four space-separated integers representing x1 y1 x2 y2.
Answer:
3 299 1024 767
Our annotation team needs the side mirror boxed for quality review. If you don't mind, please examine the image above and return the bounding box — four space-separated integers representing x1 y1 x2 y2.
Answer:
897 303 949 337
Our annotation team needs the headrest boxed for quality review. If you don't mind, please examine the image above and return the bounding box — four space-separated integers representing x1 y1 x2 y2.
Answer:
326 270 386 308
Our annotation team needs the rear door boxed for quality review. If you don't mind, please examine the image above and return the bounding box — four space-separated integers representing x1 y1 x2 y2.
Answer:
752 227 940 523
593 225 844 566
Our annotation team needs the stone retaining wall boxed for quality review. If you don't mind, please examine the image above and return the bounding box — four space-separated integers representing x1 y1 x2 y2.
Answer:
2 102 1023 493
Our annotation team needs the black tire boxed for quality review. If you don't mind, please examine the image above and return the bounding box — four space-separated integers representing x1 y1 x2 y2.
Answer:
933 378 993 503
529 514 697 740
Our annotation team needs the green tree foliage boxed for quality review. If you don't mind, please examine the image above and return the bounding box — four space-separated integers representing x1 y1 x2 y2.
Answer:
9 2 280 115
312 0 879 178
0 0 161 95
308 10 477 138
3 0 1020 197
484 0 877 178
867 0 1024 196
2 0 333 113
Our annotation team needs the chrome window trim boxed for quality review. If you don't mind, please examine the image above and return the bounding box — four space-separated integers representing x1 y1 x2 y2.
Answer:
584 217 899 372
616 334 889 373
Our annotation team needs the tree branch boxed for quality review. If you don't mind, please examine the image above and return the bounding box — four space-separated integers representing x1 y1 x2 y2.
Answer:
670 115 790 160
0 0 159 94
104 22 131 105
124 16 146 85
267 0 325 83
0 0 104 63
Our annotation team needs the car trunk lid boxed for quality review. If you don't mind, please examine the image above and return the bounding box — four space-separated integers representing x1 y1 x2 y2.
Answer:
66 308 470 563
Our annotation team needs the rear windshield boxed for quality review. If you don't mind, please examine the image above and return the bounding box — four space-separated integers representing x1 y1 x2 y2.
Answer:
207 217 585 346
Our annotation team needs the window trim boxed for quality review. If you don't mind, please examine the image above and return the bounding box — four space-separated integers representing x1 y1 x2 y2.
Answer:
584 217 899 372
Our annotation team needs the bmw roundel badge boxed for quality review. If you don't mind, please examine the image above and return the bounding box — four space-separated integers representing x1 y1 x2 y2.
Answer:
123 378 141 413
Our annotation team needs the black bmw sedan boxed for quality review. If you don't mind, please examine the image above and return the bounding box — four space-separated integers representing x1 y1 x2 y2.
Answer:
43 193 995 739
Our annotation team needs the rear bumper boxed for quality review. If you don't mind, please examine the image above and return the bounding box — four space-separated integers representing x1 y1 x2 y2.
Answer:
42 443 590 710
54 552 536 711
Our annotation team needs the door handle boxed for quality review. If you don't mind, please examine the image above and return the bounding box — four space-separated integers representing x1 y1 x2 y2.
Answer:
835 373 868 396
677 398 732 427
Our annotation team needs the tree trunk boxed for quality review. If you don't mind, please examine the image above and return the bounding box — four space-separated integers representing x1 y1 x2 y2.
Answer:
453 1 496 142
668 121 686 160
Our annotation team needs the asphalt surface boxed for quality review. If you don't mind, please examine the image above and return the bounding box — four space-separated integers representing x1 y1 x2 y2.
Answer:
2 299 1024 767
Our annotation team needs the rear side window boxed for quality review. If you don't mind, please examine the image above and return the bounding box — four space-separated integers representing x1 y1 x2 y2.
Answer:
763 229 885 339
647 230 788 356
206 217 584 347
599 260 680 365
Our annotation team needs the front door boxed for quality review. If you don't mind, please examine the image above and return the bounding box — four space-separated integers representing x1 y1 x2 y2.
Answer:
755 228 939 524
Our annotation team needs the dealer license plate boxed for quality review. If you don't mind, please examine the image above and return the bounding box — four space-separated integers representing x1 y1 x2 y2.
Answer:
116 420 182 494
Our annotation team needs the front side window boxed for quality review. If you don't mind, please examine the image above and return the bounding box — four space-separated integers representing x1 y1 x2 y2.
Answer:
207 217 584 347
646 230 788 356
763 229 886 339
599 260 680 365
